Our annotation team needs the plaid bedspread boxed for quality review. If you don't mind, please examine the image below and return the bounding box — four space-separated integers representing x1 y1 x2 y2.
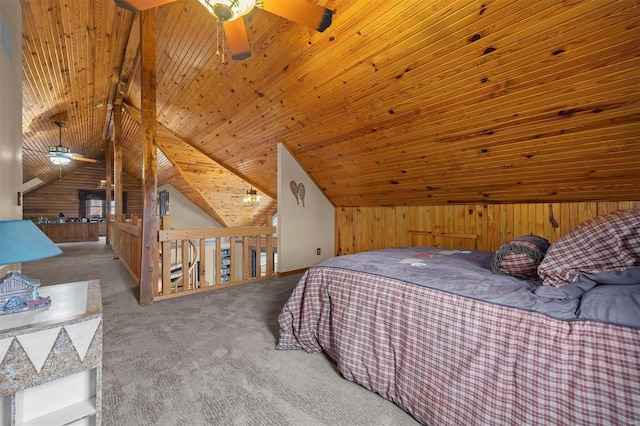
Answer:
277 266 640 425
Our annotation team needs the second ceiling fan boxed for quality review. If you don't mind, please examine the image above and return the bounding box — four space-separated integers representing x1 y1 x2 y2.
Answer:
115 0 333 60
48 120 99 166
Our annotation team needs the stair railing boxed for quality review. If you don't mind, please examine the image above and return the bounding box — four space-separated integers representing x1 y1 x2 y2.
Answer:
155 215 277 301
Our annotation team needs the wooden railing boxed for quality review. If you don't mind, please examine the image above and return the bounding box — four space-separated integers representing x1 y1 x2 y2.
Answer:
156 216 277 301
163 238 199 291
117 215 143 284
110 215 277 302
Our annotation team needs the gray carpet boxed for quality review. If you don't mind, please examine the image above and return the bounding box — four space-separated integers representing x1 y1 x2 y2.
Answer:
23 239 419 425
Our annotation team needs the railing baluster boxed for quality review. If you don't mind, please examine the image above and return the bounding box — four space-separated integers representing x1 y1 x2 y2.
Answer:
229 239 236 282
199 238 206 287
215 237 222 285
181 239 190 290
242 236 250 280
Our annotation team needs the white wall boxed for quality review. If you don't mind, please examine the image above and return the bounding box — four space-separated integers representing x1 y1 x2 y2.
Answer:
158 184 222 229
157 185 226 286
0 1 22 277
277 143 335 272
0 0 21 221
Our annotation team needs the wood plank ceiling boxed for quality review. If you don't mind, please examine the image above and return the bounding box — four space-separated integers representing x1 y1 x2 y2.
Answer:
20 0 640 227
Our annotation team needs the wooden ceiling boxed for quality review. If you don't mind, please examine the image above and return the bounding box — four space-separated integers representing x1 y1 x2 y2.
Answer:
20 0 640 226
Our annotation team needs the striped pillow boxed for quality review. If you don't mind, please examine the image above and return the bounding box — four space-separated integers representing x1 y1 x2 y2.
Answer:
491 235 551 280
538 209 640 287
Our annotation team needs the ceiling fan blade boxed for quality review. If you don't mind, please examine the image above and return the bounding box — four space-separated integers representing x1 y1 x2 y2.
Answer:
71 156 99 164
260 0 332 32
113 0 178 12
223 19 251 60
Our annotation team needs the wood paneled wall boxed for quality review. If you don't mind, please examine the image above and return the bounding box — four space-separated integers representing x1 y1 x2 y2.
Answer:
336 201 640 255
23 163 142 223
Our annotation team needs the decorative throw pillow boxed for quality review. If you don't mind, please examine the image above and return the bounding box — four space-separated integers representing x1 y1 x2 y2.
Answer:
538 209 640 287
491 235 551 280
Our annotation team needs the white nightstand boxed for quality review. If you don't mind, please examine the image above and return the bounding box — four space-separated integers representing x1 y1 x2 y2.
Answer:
0 280 102 425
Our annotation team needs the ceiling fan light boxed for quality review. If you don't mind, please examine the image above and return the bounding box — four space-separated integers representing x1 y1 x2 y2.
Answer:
49 145 70 154
199 0 256 21
50 155 71 166
49 120 72 166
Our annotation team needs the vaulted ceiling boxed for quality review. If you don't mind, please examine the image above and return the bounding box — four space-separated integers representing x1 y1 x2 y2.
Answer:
20 0 640 227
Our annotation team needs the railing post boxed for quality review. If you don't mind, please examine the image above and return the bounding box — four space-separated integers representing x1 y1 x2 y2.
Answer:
161 215 172 296
265 234 273 276
139 8 158 306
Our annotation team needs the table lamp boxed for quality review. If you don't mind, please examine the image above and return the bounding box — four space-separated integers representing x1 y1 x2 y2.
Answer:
0 220 63 314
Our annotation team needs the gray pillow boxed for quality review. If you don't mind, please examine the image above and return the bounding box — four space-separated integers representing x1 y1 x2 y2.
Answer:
578 284 640 328
534 283 587 300
579 268 640 285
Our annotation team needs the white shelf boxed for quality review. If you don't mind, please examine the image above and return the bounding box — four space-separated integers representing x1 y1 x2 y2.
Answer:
20 398 96 426
14 368 97 426
0 396 9 425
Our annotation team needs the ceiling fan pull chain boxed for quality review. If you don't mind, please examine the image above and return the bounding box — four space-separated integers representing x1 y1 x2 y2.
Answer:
216 20 220 57
222 22 226 64
216 20 226 64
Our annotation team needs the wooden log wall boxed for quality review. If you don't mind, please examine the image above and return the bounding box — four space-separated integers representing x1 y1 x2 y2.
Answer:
336 201 640 255
22 163 143 225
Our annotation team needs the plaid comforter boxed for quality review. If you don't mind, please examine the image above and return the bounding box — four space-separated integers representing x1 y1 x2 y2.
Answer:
277 265 640 425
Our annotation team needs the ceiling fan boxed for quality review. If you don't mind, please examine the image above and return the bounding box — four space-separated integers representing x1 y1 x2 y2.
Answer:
114 0 333 60
48 121 98 166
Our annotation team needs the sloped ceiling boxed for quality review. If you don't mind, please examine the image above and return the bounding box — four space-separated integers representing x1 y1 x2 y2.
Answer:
122 104 272 226
20 0 640 226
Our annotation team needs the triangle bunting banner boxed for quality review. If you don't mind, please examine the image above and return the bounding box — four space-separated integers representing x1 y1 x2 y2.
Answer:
0 337 13 365
16 327 61 373
65 318 101 361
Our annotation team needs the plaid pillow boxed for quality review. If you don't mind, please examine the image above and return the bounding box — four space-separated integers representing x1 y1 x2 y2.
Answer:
538 209 640 287
491 235 550 280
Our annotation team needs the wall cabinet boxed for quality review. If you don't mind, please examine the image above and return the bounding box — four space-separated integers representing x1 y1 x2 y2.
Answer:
0 280 102 425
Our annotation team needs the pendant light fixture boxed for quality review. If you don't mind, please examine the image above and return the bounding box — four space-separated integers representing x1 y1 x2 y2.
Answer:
243 186 261 206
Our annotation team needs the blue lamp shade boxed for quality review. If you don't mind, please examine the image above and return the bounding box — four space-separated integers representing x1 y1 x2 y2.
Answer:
0 220 63 266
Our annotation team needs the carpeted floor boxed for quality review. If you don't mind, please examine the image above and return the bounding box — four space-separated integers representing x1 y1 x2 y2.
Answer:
23 239 420 425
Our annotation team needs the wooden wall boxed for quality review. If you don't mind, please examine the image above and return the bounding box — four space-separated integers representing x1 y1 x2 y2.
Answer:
336 201 640 255
23 163 142 224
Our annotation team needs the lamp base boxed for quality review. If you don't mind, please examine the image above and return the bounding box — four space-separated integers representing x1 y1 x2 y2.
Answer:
0 271 51 315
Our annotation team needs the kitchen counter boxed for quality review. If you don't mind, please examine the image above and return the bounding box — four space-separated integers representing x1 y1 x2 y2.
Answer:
37 222 99 243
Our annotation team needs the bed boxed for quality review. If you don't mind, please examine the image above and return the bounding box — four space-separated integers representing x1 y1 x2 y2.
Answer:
277 209 640 425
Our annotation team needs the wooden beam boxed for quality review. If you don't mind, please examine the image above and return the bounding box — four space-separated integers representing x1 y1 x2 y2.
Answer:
139 9 158 305
113 106 124 259
113 14 140 108
105 138 113 245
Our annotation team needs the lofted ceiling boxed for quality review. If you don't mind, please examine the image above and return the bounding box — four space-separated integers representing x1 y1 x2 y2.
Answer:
20 0 640 227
